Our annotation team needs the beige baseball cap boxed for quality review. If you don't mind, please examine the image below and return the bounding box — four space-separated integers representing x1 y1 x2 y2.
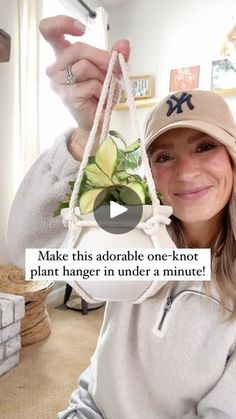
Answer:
144 90 236 159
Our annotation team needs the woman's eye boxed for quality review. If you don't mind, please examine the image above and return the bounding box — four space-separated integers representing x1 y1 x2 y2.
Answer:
196 142 217 153
154 154 173 163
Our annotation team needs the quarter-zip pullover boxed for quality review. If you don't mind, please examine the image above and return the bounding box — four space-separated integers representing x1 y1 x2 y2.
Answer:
7 132 236 419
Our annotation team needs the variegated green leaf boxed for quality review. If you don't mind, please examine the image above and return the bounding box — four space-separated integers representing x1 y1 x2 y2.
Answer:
109 130 127 146
120 181 146 205
112 174 120 183
95 136 118 178
84 164 113 187
116 170 129 181
79 188 105 214
124 139 140 153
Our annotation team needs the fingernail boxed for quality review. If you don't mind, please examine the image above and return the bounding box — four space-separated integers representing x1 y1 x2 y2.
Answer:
74 20 86 32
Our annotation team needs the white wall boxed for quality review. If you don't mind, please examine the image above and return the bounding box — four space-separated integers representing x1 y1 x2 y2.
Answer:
106 0 236 139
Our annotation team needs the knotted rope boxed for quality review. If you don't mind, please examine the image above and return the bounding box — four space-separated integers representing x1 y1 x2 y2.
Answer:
63 50 172 246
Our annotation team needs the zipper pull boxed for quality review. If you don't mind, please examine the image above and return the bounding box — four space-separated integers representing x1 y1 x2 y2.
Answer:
165 296 173 310
157 296 173 331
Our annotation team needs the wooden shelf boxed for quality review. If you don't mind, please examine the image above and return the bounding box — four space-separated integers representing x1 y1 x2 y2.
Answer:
114 88 236 111
212 88 236 97
114 98 158 111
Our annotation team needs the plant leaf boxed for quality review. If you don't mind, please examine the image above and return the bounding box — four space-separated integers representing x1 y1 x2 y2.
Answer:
116 170 129 181
53 201 69 217
117 150 126 171
124 139 140 153
120 182 146 205
109 130 127 146
116 150 141 173
127 174 143 182
88 155 96 164
112 174 120 183
53 130 162 218
84 164 113 187
95 136 118 178
79 188 105 214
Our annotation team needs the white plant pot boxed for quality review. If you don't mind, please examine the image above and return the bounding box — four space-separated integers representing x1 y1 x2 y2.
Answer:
61 205 176 303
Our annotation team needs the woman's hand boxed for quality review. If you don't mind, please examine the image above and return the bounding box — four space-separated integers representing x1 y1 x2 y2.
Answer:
39 15 130 133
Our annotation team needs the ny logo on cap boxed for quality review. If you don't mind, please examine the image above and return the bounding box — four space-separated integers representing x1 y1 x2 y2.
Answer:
166 92 194 116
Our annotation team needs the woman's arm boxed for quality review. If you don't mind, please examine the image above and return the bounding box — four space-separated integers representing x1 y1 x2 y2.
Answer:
6 130 79 268
7 16 130 268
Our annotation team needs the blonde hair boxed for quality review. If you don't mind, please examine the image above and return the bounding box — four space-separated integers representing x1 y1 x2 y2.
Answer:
166 161 236 321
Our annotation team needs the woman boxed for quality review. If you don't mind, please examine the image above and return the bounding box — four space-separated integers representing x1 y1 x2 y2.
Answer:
7 16 236 419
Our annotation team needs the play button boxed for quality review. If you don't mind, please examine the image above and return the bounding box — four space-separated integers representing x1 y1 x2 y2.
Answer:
110 201 127 219
93 185 143 234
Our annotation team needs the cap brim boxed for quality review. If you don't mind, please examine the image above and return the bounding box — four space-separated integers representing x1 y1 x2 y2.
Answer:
145 119 236 155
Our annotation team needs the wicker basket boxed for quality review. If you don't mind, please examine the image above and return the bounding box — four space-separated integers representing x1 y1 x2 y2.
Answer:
0 265 53 346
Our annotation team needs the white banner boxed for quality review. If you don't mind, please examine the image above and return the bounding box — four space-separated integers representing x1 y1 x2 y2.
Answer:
26 248 211 282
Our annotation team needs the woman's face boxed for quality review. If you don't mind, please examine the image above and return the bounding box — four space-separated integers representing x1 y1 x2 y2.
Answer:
149 128 233 224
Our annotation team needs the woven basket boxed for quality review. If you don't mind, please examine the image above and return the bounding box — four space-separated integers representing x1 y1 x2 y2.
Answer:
0 265 53 345
21 308 51 346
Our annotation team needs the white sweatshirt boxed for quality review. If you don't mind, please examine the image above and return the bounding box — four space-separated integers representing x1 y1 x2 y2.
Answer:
7 132 236 419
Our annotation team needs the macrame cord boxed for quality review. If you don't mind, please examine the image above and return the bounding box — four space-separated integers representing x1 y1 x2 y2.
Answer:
62 50 172 251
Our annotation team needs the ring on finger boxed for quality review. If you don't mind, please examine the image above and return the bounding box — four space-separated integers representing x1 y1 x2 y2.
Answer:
65 64 78 85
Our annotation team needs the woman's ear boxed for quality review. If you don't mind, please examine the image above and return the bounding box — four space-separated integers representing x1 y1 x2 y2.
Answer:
0 29 11 62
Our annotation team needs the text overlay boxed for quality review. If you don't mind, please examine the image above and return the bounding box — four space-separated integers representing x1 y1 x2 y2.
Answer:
25 248 211 282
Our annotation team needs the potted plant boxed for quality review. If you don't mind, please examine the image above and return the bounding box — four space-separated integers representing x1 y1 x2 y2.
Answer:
55 130 175 303
54 130 161 217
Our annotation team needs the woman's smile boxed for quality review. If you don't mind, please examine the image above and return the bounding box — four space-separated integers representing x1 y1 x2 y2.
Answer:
174 185 213 199
148 128 233 228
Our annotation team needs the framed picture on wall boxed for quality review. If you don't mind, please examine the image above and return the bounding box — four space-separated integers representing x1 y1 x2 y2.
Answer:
119 75 153 102
211 58 236 90
169 65 200 92
129 75 153 99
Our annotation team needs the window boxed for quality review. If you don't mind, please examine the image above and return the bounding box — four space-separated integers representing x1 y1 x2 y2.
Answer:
39 0 108 150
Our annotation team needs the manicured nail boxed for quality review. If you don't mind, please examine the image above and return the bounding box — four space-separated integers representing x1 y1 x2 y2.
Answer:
73 20 86 32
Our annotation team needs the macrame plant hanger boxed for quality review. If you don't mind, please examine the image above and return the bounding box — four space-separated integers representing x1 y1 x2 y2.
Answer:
62 50 172 251
62 50 175 304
